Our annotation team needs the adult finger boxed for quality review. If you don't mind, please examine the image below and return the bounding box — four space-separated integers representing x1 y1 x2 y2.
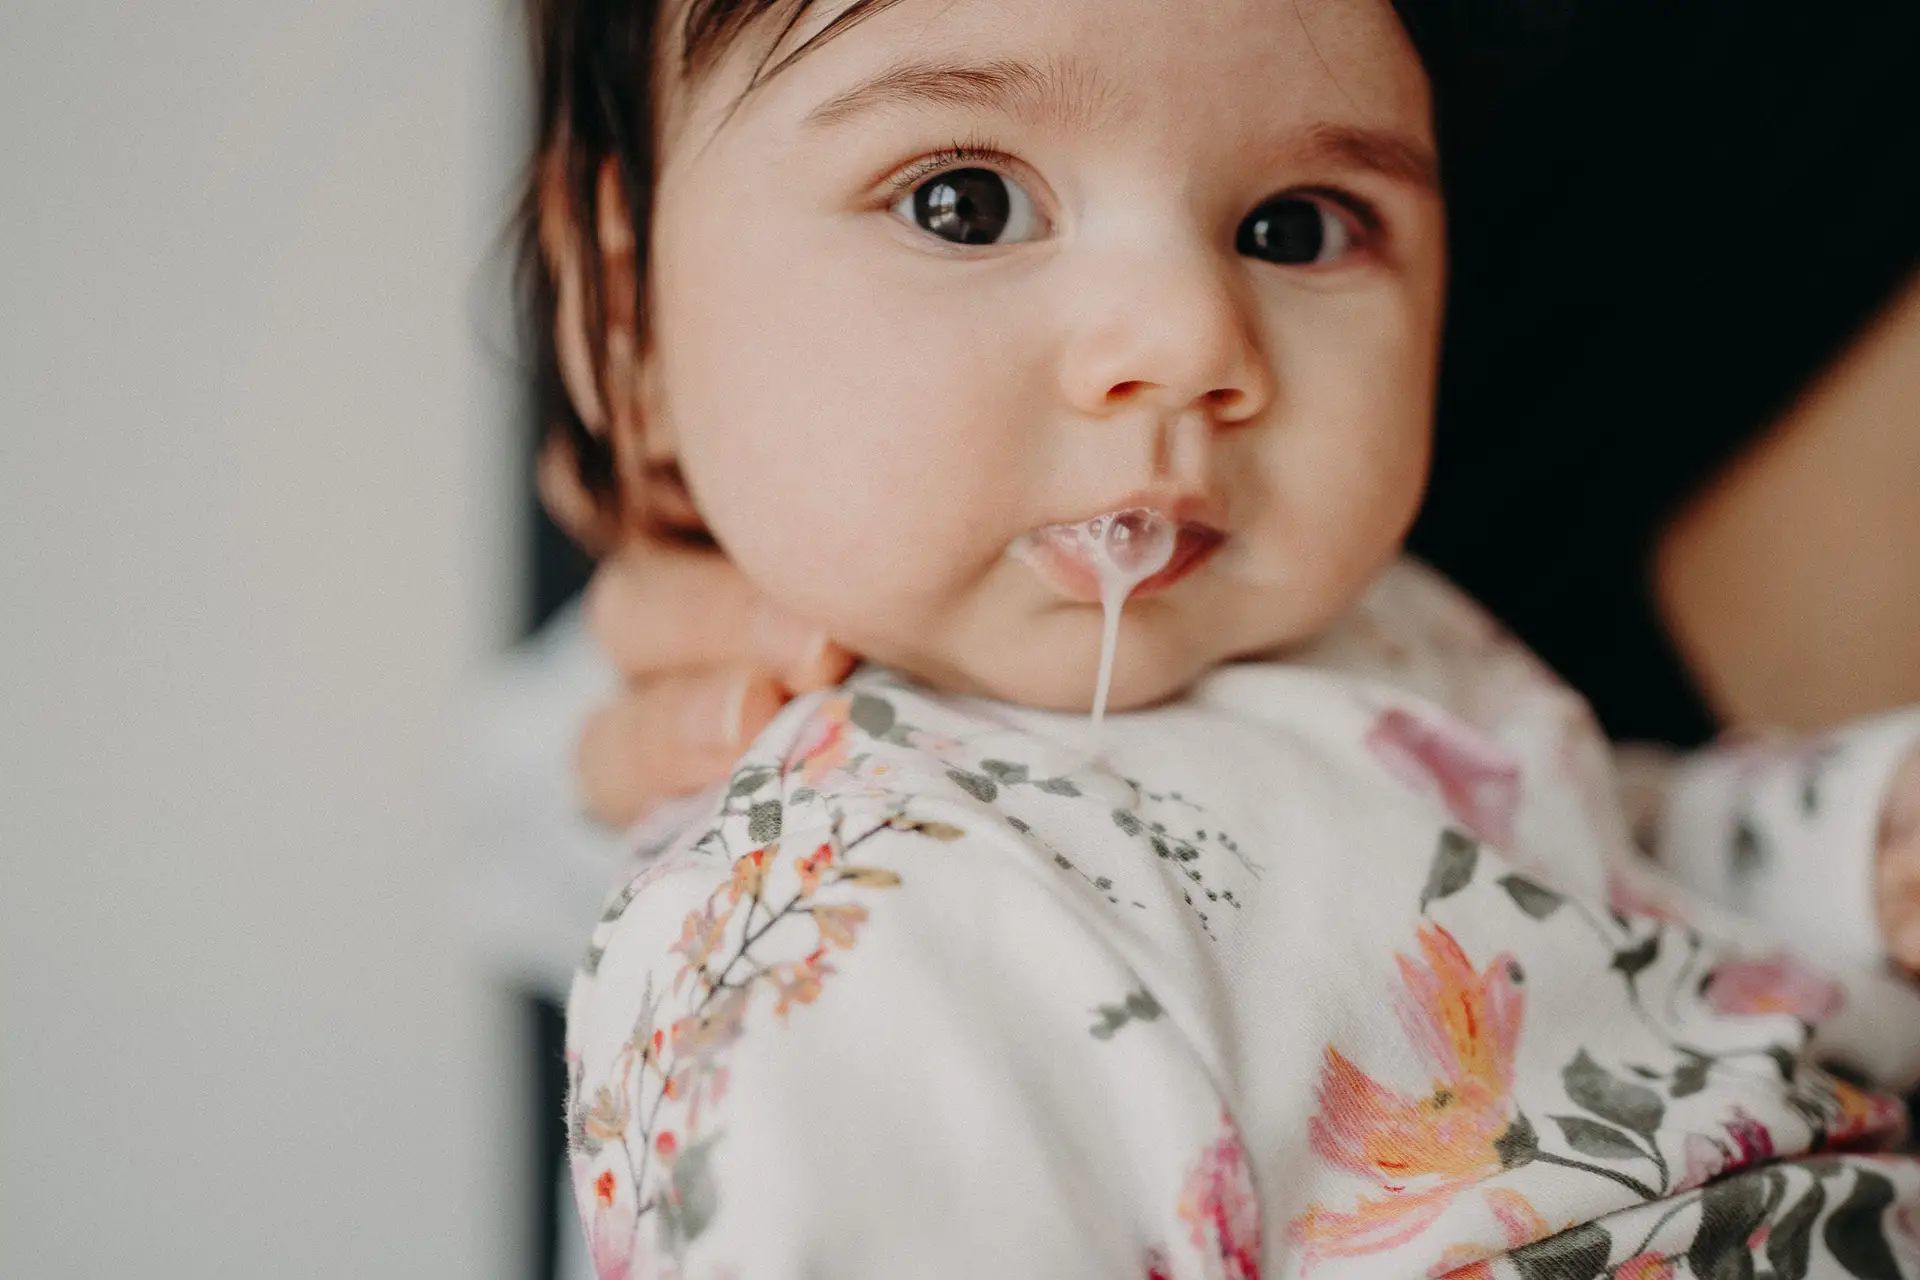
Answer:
576 668 790 828
583 538 854 691
1877 844 1920 972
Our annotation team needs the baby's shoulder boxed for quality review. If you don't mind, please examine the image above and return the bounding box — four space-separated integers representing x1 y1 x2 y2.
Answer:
578 671 1277 983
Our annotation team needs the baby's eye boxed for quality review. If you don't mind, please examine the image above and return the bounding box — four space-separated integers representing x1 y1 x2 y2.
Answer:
891 168 1044 246
1236 194 1360 266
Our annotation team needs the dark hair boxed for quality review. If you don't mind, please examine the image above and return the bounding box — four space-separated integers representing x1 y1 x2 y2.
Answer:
519 0 1449 544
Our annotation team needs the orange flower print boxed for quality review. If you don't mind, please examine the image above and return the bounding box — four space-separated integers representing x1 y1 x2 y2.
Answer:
669 986 749 1067
1427 1189 1562 1280
796 842 834 896
582 1083 631 1150
669 905 730 976
725 846 772 906
771 950 834 1019
784 697 854 786
594 1168 617 1208
810 901 868 951
1289 924 1527 1269
1825 1076 1907 1150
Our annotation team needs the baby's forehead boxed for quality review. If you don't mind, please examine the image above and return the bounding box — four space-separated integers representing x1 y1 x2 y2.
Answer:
672 0 1430 165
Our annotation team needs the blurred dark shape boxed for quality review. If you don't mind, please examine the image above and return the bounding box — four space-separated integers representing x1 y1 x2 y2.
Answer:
1412 0 1920 745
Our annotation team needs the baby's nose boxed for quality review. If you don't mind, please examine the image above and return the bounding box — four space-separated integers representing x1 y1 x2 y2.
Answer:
1056 251 1274 425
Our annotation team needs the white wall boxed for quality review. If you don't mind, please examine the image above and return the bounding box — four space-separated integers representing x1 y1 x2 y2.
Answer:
1 3 532 1275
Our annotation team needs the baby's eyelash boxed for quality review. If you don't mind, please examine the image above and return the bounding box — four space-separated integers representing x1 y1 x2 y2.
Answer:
880 138 1017 201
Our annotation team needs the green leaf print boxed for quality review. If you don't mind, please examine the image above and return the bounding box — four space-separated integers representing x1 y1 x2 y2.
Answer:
1731 816 1768 882
1549 1115 1646 1162
1825 1168 1903 1280
1670 1054 1711 1099
980 759 1029 784
1037 777 1082 797
1508 1222 1611 1280
946 769 998 803
747 800 783 844
1419 828 1479 911
1499 874 1565 920
1689 1169 1772 1280
727 765 776 798
1611 934 1662 980
848 694 896 737
1768 1178 1826 1280
657 1135 722 1253
1088 987 1163 1040
1495 1112 1539 1169
1112 809 1144 836
1564 1049 1665 1138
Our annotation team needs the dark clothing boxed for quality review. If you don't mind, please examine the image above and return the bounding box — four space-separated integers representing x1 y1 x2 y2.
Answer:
1409 0 1920 745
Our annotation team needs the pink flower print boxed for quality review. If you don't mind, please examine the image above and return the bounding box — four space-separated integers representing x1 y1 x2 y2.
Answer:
587 1213 636 1280
1367 708 1521 848
575 1161 636 1280
1895 1200 1920 1251
1605 871 1685 925
1703 953 1845 1024
783 696 854 786
1678 1108 1776 1191
1614 1254 1677 1280
1177 1112 1262 1279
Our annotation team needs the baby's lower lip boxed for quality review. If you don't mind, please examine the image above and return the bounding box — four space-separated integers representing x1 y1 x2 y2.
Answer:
1018 525 1225 603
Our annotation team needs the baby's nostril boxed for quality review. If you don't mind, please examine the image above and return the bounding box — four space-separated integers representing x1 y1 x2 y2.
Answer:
1108 380 1146 402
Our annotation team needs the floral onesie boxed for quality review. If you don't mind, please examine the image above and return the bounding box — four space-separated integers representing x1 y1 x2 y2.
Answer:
566 560 1920 1279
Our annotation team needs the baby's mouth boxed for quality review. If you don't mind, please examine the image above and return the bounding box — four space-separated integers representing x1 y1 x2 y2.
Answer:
1010 517 1226 603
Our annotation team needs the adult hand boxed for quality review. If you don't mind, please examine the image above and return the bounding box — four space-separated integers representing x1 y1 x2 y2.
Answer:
576 537 855 828
1877 746 1920 974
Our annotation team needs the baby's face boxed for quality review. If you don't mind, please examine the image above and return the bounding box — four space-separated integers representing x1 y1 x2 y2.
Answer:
642 0 1444 711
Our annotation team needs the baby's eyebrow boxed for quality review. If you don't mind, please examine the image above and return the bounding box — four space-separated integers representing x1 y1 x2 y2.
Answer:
1292 123 1440 194
801 55 1119 132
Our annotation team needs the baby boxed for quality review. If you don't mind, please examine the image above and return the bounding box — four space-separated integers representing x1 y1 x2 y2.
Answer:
528 0 1920 1275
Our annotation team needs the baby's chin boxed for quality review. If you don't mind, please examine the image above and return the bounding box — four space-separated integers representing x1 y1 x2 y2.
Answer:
855 609 1233 716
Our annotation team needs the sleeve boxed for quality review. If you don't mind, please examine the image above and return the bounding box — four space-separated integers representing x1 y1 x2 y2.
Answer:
563 802 1256 1280
1628 710 1920 974
1611 710 1920 1088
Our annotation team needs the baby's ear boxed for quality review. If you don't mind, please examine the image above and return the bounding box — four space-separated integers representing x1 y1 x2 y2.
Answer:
589 160 681 480
541 155 681 529
537 154 609 436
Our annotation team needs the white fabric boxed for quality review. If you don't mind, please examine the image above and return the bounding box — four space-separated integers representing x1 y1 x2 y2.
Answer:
561 561 1920 1279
